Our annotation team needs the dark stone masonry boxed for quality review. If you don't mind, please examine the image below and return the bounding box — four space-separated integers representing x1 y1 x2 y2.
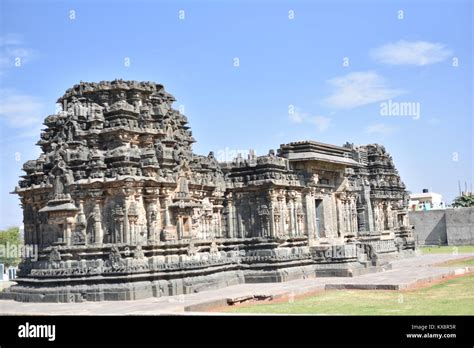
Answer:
1 80 415 302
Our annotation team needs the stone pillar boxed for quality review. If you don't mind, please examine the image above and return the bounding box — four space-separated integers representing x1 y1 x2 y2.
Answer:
74 200 86 244
336 196 343 237
237 210 243 238
351 198 358 234
34 205 42 246
286 200 292 237
144 189 159 243
381 202 386 230
24 205 34 245
293 198 299 236
363 185 374 231
88 190 104 245
387 202 394 229
163 199 171 227
226 199 234 239
176 215 183 240
38 214 44 248
208 213 214 239
231 194 242 238
128 202 139 245
344 201 351 234
215 207 222 238
30 216 36 246
93 204 103 245
266 191 276 238
130 218 136 244
122 186 135 244
65 216 74 246
357 206 366 231
303 190 315 240
23 204 31 245
374 202 382 231
122 182 138 244
112 205 125 244
161 192 176 241
24 200 36 245
280 194 287 238
123 201 129 244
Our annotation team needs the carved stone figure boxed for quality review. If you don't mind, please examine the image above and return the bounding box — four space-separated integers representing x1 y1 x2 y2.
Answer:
49 248 61 263
108 246 122 268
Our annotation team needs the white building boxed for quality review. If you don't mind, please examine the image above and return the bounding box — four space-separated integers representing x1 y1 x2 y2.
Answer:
409 189 445 211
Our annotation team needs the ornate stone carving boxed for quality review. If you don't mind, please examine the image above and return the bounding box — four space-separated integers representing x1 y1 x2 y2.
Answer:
107 246 123 268
133 245 145 259
187 242 198 256
209 241 219 255
49 248 61 263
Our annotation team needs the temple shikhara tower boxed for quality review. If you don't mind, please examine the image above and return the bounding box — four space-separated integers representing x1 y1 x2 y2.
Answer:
4 80 415 302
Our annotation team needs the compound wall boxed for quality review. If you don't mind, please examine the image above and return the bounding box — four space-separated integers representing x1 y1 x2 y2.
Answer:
409 207 473 246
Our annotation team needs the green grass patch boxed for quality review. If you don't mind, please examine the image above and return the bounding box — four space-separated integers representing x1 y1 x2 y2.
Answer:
419 245 474 254
225 274 474 315
440 257 474 268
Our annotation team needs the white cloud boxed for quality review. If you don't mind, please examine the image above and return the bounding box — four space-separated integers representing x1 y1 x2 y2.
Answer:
365 123 396 136
0 34 37 73
309 116 331 132
323 71 404 109
0 33 23 46
288 108 331 132
289 109 306 124
371 40 452 66
0 89 44 128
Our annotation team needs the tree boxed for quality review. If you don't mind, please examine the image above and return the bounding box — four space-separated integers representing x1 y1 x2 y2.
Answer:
0 227 22 267
451 194 474 208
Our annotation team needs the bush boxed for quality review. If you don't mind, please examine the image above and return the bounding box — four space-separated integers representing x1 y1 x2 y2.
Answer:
452 195 474 208
0 227 22 267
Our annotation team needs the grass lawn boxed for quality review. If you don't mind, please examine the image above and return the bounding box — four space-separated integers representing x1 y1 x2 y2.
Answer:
440 257 474 267
225 274 474 315
419 245 474 254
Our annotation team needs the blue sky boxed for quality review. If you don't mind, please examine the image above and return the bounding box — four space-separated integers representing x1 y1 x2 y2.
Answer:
0 0 472 229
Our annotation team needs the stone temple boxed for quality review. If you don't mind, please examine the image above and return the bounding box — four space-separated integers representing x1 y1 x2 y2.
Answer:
3 80 415 302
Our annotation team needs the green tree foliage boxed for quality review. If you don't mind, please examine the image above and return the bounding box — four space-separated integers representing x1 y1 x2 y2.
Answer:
0 227 22 267
452 195 474 208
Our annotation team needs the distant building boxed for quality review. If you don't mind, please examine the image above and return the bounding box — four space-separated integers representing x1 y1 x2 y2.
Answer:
409 189 445 211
